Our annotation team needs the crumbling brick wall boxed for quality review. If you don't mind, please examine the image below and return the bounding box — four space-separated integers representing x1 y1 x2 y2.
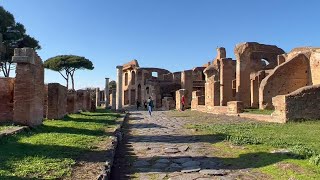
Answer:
272 84 320 122
46 83 67 119
191 90 205 110
12 48 44 127
0 78 14 122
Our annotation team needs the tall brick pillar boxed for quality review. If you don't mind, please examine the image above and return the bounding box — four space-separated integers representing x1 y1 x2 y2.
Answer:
12 48 44 127
105 78 110 108
116 65 123 110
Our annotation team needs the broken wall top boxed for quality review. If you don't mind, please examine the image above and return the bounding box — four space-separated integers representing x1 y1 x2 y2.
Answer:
12 48 43 65
122 59 140 70
234 42 285 56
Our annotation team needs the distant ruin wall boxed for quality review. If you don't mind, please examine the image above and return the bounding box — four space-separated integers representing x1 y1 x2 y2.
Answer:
0 78 14 122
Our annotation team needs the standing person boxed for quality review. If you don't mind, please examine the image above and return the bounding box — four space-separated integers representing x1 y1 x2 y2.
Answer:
136 100 140 110
181 95 185 111
147 97 154 116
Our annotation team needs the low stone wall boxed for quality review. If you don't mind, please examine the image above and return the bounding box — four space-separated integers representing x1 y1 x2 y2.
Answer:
227 101 244 114
47 83 67 119
162 97 175 110
272 84 320 122
194 105 228 114
0 78 14 122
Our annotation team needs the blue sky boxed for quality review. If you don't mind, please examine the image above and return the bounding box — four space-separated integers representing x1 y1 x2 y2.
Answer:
1 0 320 89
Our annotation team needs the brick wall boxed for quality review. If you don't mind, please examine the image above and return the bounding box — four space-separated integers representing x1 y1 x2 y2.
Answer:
46 83 67 119
12 48 44 127
67 91 77 114
272 84 320 122
0 78 14 122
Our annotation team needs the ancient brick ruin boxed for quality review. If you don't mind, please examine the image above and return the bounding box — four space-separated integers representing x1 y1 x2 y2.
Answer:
115 43 320 123
0 48 94 127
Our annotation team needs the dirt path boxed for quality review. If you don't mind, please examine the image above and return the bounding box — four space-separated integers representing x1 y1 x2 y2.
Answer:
111 110 268 180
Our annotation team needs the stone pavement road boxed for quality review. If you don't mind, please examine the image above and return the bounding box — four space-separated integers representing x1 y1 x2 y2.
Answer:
111 110 267 180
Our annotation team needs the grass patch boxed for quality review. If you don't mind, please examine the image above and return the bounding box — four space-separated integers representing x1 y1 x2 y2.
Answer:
0 123 15 132
243 108 274 115
188 120 320 179
0 109 120 179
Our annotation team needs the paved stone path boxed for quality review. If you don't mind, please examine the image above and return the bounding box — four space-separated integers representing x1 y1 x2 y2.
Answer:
111 110 265 180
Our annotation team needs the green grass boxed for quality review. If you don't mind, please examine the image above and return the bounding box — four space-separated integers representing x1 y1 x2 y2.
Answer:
0 123 15 132
0 109 120 179
243 108 274 115
188 120 320 179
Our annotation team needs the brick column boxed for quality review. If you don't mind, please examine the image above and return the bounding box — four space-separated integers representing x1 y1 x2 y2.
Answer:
12 48 44 127
105 78 110 109
116 66 123 110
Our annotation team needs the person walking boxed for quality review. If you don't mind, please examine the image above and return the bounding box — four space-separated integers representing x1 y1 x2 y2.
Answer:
181 95 185 111
147 97 154 116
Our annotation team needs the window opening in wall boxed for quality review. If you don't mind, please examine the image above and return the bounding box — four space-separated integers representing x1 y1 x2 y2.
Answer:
125 73 128 86
152 72 158 77
261 58 270 66
131 71 136 85
146 87 150 94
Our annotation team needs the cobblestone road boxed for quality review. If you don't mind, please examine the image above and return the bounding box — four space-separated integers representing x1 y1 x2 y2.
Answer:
111 110 266 180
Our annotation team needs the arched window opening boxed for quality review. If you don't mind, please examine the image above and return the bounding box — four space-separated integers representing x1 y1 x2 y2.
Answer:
131 71 136 85
124 73 128 86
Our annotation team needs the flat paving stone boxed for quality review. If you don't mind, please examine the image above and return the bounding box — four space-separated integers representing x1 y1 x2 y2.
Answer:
199 169 228 175
181 166 201 173
178 145 189 152
164 147 180 154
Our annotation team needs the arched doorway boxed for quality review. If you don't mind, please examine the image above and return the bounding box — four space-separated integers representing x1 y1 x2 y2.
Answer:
138 84 141 103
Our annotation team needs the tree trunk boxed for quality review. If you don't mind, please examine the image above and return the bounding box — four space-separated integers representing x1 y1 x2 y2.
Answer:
71 70 75 90
66 77 69 89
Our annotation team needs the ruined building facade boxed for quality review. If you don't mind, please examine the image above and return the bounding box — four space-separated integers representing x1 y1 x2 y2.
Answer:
115 42 320 123
115 60 206 110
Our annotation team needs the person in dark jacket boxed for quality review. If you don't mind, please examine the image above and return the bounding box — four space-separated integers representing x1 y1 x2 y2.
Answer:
147 97 154 116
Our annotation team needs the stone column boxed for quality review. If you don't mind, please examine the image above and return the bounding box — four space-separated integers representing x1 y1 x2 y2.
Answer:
95 88 100 107
116 66 123 110
105 78 110 109
112 88 116 110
